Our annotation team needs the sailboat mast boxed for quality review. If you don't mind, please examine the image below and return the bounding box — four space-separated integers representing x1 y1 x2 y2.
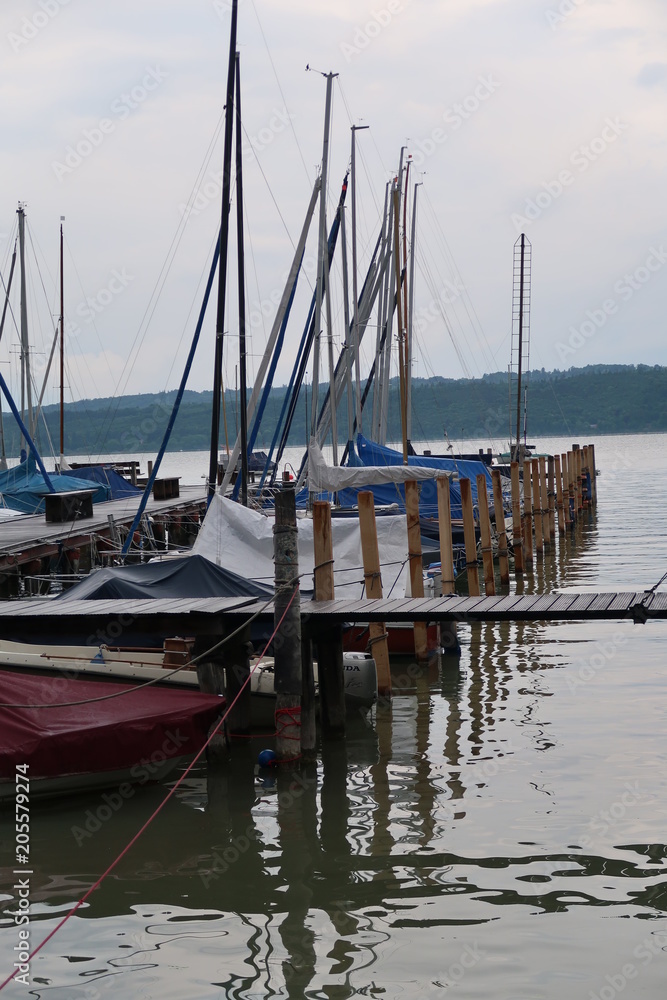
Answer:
351 124 368 434
59 216 65 465
309 70 337 442
515 233 525 459
0 240 17 471
392 186 408 464
407 181 421 446
207 0 238 500
235 51 248 507
17 205 34 452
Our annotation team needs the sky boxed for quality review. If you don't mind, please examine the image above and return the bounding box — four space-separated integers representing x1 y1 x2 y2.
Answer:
1 0 666 413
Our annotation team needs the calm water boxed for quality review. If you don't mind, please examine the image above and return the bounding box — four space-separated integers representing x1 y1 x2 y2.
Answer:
1 433 666 998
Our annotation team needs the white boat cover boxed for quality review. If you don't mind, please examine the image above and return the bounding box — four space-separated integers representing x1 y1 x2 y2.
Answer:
192 494 412 600
307 438 450 493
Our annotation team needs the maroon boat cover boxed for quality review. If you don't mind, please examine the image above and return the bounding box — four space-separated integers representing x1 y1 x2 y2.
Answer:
0 670 225 782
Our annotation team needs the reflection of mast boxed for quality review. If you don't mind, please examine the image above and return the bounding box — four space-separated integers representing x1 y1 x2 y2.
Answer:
509 233 531 462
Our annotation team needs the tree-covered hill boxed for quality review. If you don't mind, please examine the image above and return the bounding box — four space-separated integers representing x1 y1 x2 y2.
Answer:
2 364 665 457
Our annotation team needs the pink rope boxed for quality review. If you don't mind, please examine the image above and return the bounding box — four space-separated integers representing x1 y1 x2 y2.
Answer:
0 584 300 993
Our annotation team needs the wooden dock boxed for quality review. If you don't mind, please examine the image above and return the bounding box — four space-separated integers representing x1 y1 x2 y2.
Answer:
0 486 206 571
0 590 663 643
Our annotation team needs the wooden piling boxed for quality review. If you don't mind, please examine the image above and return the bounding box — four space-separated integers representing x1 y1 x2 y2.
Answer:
531 460 543 555
358 491 391 697
312 500 345 738
405 480 429 660
539 456 550 549
300 626 316 756
564 451 574 526
491 469 510 587
460 478 480 597
273 488 302 760
476 475 495 596
582 445 591 508
554 454 565 535
547 456 557 541
572 445 581 513
589 443 597 504
510 462 524 574
436 476 459 654
522 459 534 566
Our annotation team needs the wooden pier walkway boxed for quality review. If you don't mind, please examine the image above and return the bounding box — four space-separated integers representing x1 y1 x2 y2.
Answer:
0 486 206 570
0 590 663 642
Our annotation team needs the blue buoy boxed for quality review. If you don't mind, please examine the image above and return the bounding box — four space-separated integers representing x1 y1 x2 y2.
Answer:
258 749 276 768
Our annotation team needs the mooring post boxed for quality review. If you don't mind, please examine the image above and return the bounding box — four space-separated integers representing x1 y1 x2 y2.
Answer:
589 443 597 504
547 456 557 541
522 459 534 567
491 469 510 587
510 461 524 574
554 454 565 535
357 490 391 697
436 476 459 654
531 460 543 555
539 456 550 550
404 480 429 660
476 475 495 596
273 488 302 762
312 500 345 738
564 451 574 525
582 445 591 508
572 444 581 514
223 623 252 736
460 478 480 596
300 624 316 756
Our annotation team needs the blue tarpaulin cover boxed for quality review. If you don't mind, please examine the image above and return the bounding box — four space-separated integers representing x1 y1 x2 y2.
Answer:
0 456 111 514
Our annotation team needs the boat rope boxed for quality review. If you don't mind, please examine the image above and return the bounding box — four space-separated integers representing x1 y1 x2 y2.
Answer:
0 581 299 710
0 582 301 996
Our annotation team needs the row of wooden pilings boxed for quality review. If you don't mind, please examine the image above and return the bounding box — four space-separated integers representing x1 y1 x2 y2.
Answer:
251 442 596 762
462 441 597 598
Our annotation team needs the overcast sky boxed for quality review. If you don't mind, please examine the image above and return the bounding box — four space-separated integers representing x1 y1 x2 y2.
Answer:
1 0 665 413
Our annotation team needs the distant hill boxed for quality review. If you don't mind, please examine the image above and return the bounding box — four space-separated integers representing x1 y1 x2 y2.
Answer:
2 364 666 457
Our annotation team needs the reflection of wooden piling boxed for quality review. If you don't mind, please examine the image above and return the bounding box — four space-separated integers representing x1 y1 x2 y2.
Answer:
460 478 480 597
531 460 543 554
539 456 550 549
547 456 557 540
522 459 534 566
554 454 565 535
313 501 344 738
476 475 495 596
358 491 391 697
273 489 302 760
491 469 510 587
436 476 459 654
510 462 524 574
405 480 428 660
